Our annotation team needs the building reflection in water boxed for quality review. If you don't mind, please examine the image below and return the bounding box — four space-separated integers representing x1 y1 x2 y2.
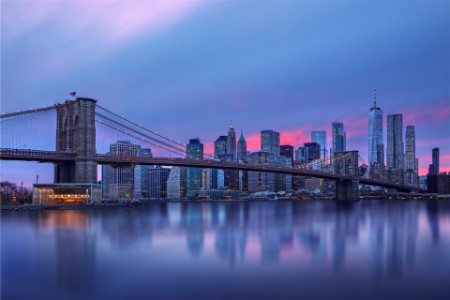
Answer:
4 200 449 299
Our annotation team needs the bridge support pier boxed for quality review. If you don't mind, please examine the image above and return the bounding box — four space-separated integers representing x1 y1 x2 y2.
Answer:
336 179 359 202
55 98 97 183
334 151 359 202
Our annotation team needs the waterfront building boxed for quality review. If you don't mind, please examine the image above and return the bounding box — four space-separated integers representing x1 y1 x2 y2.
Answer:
214 136 228 159
186 138 204 192
405 125 419 176
261 129 280 157
311 131 327 159
248 151 275 192
135 166 170 199
427 172 450 194
237 131 248 162
227 125 237 161
368 89 383 168
166 167 187 198
387 114 405 170
304 142 321 163
332 122 346 155
102 140 143 199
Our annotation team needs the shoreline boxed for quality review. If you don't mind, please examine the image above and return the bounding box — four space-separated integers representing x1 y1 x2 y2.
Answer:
2 196 449 212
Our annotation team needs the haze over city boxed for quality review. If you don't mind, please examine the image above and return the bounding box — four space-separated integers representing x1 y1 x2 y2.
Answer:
1 0 449 186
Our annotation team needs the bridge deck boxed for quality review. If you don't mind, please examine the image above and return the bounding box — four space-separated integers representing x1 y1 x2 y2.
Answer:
0 148 425 192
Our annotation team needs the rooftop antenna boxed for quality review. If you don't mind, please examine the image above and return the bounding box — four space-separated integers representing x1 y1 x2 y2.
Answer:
373 88 377 109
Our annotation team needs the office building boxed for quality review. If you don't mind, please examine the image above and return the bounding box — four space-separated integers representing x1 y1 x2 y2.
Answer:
227 125 236 161
261 129 280 157
405 125 418 175
304 142 321 163
248 151 275 192
295 147 306 163
102 140 143 199
186 138 204 192
428 148 440 175
237 131 247 162
311 131 327 159
332 122 346 155
167 167 187 198
280 145 294 163
214 136 227 159
387 114 404 170
368 89 383 167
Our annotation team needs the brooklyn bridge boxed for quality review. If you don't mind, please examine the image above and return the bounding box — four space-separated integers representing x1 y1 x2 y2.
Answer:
0 97 426 202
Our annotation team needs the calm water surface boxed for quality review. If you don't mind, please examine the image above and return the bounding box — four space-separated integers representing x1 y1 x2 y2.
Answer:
2 200 450 300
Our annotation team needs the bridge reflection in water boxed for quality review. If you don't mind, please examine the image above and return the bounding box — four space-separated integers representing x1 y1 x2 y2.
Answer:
2 200 450 300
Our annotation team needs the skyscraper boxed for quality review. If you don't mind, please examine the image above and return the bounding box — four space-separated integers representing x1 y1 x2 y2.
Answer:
311 131 327 159
304 142 321 163
102 140 143 199
261 129 280 157
368 89 383 167
280 145 294 163
429 147 440 175
227 125 236 161
405 125 418 174
214 136 227 159
295 147 306 162
186 138 204 192
237 131 247 162
332 122 346 155
248 151 275 192
387 114 404 170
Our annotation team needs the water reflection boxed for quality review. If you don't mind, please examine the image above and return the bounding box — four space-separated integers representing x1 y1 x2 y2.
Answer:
2 200 450 300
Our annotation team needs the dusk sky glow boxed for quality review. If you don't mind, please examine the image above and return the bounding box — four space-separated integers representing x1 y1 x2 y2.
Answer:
1 0 449 186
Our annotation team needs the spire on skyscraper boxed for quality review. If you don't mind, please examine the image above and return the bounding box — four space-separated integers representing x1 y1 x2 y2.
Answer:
373 87 377 109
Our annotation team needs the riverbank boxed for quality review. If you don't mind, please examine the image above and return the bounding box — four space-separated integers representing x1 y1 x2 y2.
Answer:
2 195 449 212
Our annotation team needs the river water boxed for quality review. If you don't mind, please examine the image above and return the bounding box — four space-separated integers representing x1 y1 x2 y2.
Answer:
2 200 450 300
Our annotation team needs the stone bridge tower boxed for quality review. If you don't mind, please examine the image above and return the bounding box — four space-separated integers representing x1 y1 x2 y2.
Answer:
54 98 97 183
333 150 359 201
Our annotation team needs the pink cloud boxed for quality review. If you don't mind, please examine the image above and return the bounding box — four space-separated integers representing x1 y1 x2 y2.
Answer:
3 1 203 77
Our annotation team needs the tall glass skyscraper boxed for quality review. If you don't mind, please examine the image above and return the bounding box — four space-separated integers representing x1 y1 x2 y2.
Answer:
387 114 404 170
332 122 346 155
311 131 327 159
227 125 236 161
368 89 383 167
261 129 280 157
214 136 227 159
405 125 418 174
186 138 204 192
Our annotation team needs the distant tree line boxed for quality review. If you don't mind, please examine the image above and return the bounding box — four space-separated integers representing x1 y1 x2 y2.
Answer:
1 181 32 205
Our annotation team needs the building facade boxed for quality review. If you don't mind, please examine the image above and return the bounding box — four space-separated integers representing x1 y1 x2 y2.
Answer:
248 151 275 192
226 125 236 161
261 129 280 157
311 131 327 159
332 122 346 155
237 131 247 162
304 142 321 163
405 125 418 175
368 89 383 168
214 136 228 159
186 138 204 192
102 140 143 199
387 114 404 170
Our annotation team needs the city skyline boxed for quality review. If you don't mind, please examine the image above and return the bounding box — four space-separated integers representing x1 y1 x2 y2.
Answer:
1 0 449 185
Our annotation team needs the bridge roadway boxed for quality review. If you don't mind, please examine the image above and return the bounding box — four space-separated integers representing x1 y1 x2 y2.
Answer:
0 148 424 192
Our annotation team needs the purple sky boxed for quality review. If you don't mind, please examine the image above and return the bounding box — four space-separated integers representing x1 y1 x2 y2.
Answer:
1 0 449 187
